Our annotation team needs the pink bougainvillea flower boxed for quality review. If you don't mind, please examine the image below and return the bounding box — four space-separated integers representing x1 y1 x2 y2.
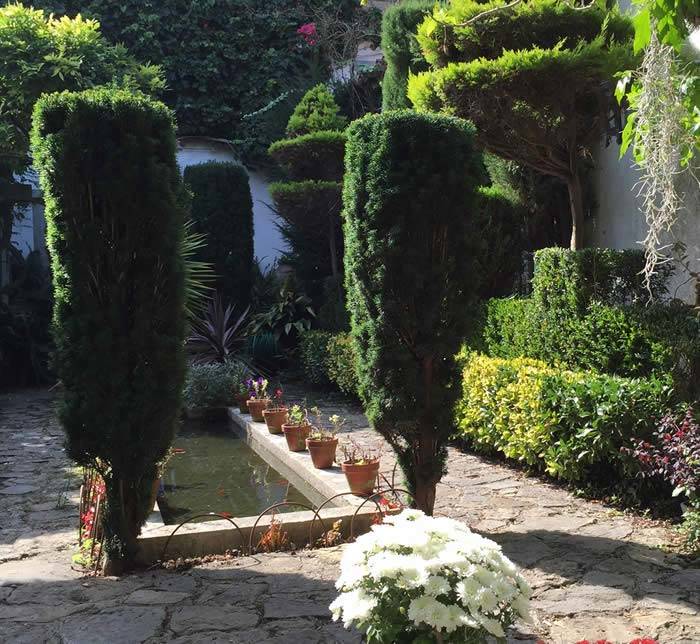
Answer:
296 22 317 46
630 639 658 644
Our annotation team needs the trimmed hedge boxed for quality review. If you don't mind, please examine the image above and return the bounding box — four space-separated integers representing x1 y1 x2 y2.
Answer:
456 352 672 484
381 0 433 111
298 330 359 396
183 360 249 409
268 130 346 181
183 161 253 303
532 247 671 313
31 87 186 568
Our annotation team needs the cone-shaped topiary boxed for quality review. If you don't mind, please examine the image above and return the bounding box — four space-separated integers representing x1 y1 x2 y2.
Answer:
285 84 347 137
31 88 187 573
343 110 482 514
183 161 254 304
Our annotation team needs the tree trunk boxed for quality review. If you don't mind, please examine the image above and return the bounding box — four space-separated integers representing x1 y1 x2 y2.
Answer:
566 170 585 251
101 475 151 574
413 473 437 515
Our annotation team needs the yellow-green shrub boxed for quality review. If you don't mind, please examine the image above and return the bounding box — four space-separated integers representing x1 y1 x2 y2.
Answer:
456 351 671 484
456 352 557 466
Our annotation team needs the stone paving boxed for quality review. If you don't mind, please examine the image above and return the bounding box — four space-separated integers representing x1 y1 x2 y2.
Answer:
1 388 699 643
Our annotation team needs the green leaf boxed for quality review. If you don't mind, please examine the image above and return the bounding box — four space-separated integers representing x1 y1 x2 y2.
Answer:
633 8 651 54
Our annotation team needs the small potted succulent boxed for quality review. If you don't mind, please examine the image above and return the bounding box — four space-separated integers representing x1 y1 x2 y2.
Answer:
246 376 270 422
282 404 311 452
306 409 343 469
341 440 381 496
262 388 288 434
234 382 249 413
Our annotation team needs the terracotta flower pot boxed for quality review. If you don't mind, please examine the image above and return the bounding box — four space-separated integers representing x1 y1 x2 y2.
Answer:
282 423 310 452
306 437 338 469
247 398 269 422
263 407 288 434
342 460 380 496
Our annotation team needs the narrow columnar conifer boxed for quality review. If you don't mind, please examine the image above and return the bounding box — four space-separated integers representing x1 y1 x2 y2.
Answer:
343 111 482 513
31 88 187 573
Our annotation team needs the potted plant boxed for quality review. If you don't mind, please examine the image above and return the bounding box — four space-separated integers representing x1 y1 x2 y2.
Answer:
341 440 381 496
282 404 311 452
306 409 343 469
246 376 270 422
262 387 288 434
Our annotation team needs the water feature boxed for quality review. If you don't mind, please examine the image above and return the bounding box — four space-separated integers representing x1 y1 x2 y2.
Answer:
158 418 312 524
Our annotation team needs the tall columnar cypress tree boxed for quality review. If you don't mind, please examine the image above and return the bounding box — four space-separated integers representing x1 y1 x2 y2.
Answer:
31 88 187 573
183 161 254 304
343 111 482 513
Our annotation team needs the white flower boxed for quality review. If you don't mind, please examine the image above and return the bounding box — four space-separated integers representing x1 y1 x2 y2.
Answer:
423 574 451 597
330 509 529 642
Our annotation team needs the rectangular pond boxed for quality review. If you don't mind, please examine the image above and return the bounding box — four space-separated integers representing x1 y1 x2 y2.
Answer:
158 418 312 525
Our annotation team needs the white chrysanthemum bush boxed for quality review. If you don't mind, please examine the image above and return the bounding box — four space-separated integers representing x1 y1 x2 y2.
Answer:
330 510 531 643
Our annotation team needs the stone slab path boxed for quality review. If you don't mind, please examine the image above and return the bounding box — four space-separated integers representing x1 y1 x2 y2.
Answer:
1 388 698 643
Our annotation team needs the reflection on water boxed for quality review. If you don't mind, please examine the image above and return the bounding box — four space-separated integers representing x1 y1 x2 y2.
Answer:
159 419 311 524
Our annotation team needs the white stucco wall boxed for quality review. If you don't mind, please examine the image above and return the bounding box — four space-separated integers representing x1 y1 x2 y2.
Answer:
590 134 700 303
176 137 286 270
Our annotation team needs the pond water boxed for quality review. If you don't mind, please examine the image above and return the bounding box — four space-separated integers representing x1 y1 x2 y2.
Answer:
158 419 312 524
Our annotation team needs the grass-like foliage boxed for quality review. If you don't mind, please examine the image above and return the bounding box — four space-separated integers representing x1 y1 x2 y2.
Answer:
31 88 186 573
343 110 482 513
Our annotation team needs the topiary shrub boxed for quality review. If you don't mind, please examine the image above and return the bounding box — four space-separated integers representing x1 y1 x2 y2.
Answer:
183 161 253 304
409 0 634 249
31 88 187 573
380 0 433 111
285 83 347 137
269 85 347 306
456 352 672 486
344 110 482 513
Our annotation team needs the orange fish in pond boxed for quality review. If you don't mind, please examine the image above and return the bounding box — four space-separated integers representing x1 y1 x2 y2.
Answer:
219 512 233 518
216 485 225 497
172 448 186 454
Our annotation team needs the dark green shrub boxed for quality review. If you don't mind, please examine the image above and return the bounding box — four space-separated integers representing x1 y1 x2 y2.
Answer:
326 332 359 396
533 247 672 313
285 84 347 137
381 0 433 111
481 296 700 400
344 110 482 512
31 88 186 572
456 352 671 486
183 360 249 409
474 185 527 298
299 329 333 386
183 161 253 303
